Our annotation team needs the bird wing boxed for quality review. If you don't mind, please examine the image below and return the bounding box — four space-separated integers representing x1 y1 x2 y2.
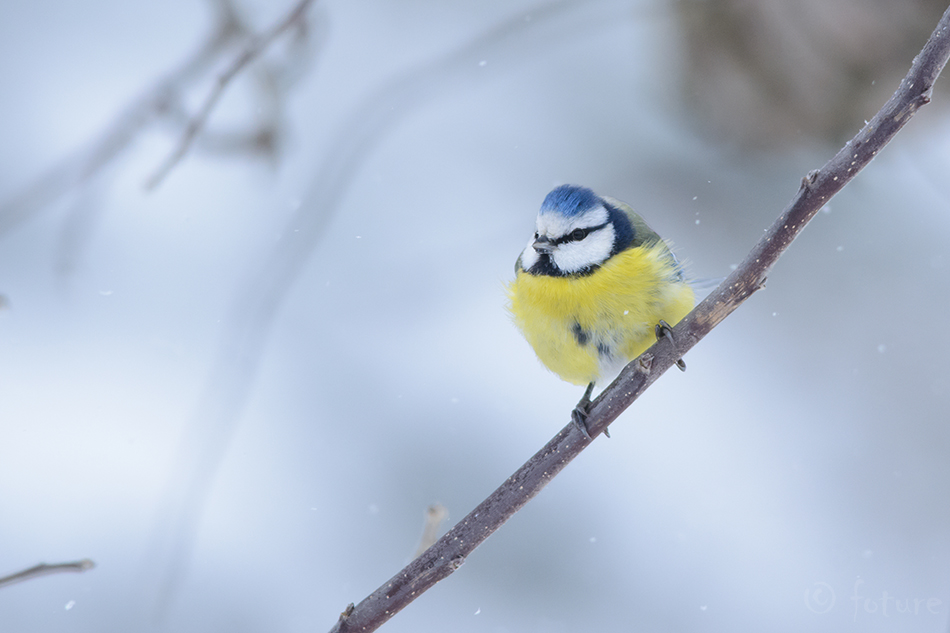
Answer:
602 195 685 280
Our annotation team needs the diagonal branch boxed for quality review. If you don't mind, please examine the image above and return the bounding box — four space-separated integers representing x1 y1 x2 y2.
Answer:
0 559 95 590
327 5 950 633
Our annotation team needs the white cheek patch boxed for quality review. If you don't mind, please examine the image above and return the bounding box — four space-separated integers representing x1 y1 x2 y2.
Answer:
552 224 615 273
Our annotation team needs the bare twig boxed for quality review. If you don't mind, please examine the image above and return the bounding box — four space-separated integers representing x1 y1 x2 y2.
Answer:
327 6 950 632
0 559 95 589
144 0 317 190
413 504 449 559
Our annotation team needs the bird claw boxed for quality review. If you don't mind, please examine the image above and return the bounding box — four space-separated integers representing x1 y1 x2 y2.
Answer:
655 320 686 371
571 405 592 440
572 382 609 439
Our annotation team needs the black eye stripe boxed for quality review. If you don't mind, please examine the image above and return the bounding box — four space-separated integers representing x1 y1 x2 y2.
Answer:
553 222 608 245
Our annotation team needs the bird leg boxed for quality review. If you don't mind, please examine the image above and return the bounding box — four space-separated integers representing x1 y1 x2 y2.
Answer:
572 382 609 439
655 320 686 371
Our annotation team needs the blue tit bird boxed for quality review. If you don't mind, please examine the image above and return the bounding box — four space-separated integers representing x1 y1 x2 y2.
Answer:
507 184 694 438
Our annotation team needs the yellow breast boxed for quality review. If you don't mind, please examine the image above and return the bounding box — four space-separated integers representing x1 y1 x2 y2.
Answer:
507 242 694 385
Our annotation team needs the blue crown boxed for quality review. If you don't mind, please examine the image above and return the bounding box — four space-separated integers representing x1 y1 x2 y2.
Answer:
540 185 600 217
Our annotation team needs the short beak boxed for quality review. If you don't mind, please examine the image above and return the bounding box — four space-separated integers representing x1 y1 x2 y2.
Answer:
532 235 555 254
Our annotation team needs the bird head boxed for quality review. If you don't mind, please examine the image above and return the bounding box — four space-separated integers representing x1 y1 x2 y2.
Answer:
518 185 628 276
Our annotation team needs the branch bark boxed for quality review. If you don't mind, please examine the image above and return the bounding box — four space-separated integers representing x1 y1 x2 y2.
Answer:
327 6 950 632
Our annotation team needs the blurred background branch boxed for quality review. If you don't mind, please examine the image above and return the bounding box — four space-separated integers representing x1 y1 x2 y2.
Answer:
413 504 449 558
0 559 95 590
0 0 320 241
145 0 317 189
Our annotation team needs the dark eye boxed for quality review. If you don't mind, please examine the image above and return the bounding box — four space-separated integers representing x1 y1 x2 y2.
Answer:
571 228 588 241
534 232 539 239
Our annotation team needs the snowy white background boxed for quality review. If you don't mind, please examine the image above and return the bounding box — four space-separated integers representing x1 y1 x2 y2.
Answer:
1 1 949 631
